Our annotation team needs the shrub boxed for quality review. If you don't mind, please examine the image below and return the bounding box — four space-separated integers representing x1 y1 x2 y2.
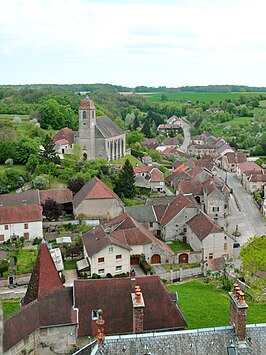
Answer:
140 260 152 275
5 158 14 166
33 175 50 190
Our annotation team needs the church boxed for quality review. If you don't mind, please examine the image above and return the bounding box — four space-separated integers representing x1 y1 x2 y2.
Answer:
52 96 126 161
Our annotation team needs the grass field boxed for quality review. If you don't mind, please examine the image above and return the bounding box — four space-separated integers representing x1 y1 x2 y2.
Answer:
0 114 29 120
167 280 266 329
112 155 143 166
0 164 26 173
16 248 38 275
167 240 193 253
1 300 20 318
145 92 258 104
212 116 254 136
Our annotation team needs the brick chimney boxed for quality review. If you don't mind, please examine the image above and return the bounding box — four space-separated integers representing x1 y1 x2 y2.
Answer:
229 284 248 342
96 309 105 346
131 285 145 333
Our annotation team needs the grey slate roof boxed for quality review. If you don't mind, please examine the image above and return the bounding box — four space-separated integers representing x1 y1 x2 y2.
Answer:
96 116 124 138
125 205 156 223
96 324 266 355
0 190 40 207
145 196 176 206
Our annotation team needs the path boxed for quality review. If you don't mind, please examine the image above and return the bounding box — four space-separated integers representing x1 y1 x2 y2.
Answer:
179 121 191 153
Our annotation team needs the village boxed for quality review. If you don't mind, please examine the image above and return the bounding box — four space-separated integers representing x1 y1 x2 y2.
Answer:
0 95 265 354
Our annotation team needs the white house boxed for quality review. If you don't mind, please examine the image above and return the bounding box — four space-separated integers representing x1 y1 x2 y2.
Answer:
0 204 43 242
187 211 233 260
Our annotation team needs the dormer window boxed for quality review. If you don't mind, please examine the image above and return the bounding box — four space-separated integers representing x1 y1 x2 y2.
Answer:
83 111 87 119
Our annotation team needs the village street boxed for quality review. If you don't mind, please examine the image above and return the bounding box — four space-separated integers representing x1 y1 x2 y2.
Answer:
217 168 266 246
179 121 191 153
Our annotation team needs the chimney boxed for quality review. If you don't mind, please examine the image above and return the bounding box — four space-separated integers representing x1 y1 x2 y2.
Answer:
131 285 145 334
229 284 248 342
96 309 105 346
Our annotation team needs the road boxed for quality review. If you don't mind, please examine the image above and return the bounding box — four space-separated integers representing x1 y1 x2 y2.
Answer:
180 122 191 153
217 169 266 244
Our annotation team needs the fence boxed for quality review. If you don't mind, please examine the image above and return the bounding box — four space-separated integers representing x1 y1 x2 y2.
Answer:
72 340 97 355
227 272 251 293
159 266 202 283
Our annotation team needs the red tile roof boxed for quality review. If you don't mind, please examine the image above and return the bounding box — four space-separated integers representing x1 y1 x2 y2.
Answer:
52 127 76 144
207 256 226 271
79 97 96 110
188 166 205 178
40 189 73 205
22 243 63 306
0 204 42 224
54 138 69 145
238 162 263 174
74 276 187 337
149 168 164 182
178 179 203 195
161 147 173 155
249 174 266 182
225 152 247 164
73 177 122 209
187 212 222 240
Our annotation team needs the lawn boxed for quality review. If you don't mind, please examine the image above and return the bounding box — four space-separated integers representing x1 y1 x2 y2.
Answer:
1 300 20 318
15 248 38 274
167 279 266 329
64 258 81 270
167 240 193 253
49 178 67 189
112 155 143 166
0 114 29 120
0 164 26 174
212 116 254 136
145 92 257 104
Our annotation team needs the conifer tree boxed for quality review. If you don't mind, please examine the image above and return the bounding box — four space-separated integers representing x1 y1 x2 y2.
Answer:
114 159 135 199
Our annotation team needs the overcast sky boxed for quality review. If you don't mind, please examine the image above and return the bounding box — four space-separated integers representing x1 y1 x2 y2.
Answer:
1 0 266 87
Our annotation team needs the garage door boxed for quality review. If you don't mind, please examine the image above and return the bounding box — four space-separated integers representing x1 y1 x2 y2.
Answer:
130 257 139 265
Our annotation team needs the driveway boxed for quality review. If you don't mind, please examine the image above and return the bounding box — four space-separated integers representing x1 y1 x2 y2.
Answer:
64 269 78 287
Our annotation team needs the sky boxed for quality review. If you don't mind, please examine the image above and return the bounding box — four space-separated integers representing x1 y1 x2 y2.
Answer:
1 0 266 87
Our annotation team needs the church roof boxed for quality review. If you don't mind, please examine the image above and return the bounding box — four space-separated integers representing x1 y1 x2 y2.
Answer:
22 242 63 306
79 96 96 110
96 116 124 138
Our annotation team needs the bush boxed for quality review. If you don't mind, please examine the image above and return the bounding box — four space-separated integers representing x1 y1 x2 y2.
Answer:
33 175 50 190
5 158 14 166
140 260 152 275
92 273 101 279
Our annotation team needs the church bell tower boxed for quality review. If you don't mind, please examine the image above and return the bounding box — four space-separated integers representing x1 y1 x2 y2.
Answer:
78 95 96 160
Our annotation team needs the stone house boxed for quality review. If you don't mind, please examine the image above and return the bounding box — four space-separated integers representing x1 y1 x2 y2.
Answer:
134 166 165 192
203 178 230 218
188 143 216 158
79 213 174 276
3 243 187 354
186 212 233 260
54 138 73 158
221 152 247 172
39 188 73 215
243 173 266 193
0 204 43 242
73 177 124 220
52 127 76 157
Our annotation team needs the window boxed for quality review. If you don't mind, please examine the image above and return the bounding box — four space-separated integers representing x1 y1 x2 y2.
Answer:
183 227 187 233
24 223 28 229
4 225 8 230
98 269 105 275
109 246 113 253
212 207 219 212
92 111 95 119
149 222 153 228
116 254 122 260
224 236 227 240
24 233 29 240
83 111 86 119
208 253 213 259
98 257 104 263
224 243 228 251
0 235 4 242
116 265 122 272
92 310 99 320
224 204 227 209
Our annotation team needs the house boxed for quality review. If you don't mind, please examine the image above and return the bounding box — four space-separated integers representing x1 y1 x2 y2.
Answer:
221 152 247 172
54 139 73 157
134 166 165 192
141 138 159 150
73 177 124 220
162 137 180 147
3 243 187 354
0 190 40 207
191 131 214 145
79 213 174 276
76 96 126 160
178 179 203 205
188 143 216 157
236 161 264 184
52 128 76 157
203 177 230 218
0 204 43 242
153 194 198 241
244 173 266 193
187 212 233 260
141 155 153 165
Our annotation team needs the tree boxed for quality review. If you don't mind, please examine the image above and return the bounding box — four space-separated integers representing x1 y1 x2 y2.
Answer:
42 198 62 221
0 259 8 277
240 236 266 300
114 159 136 199
141 119 152 138
15 139 39 164
33 175 50 190
132 115 140 130
126 131 145 146
25 154 39 174
67 177 85 195
40 136 60 164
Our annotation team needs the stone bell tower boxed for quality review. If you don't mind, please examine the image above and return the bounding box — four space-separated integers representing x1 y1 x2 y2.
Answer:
78 95 96 160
